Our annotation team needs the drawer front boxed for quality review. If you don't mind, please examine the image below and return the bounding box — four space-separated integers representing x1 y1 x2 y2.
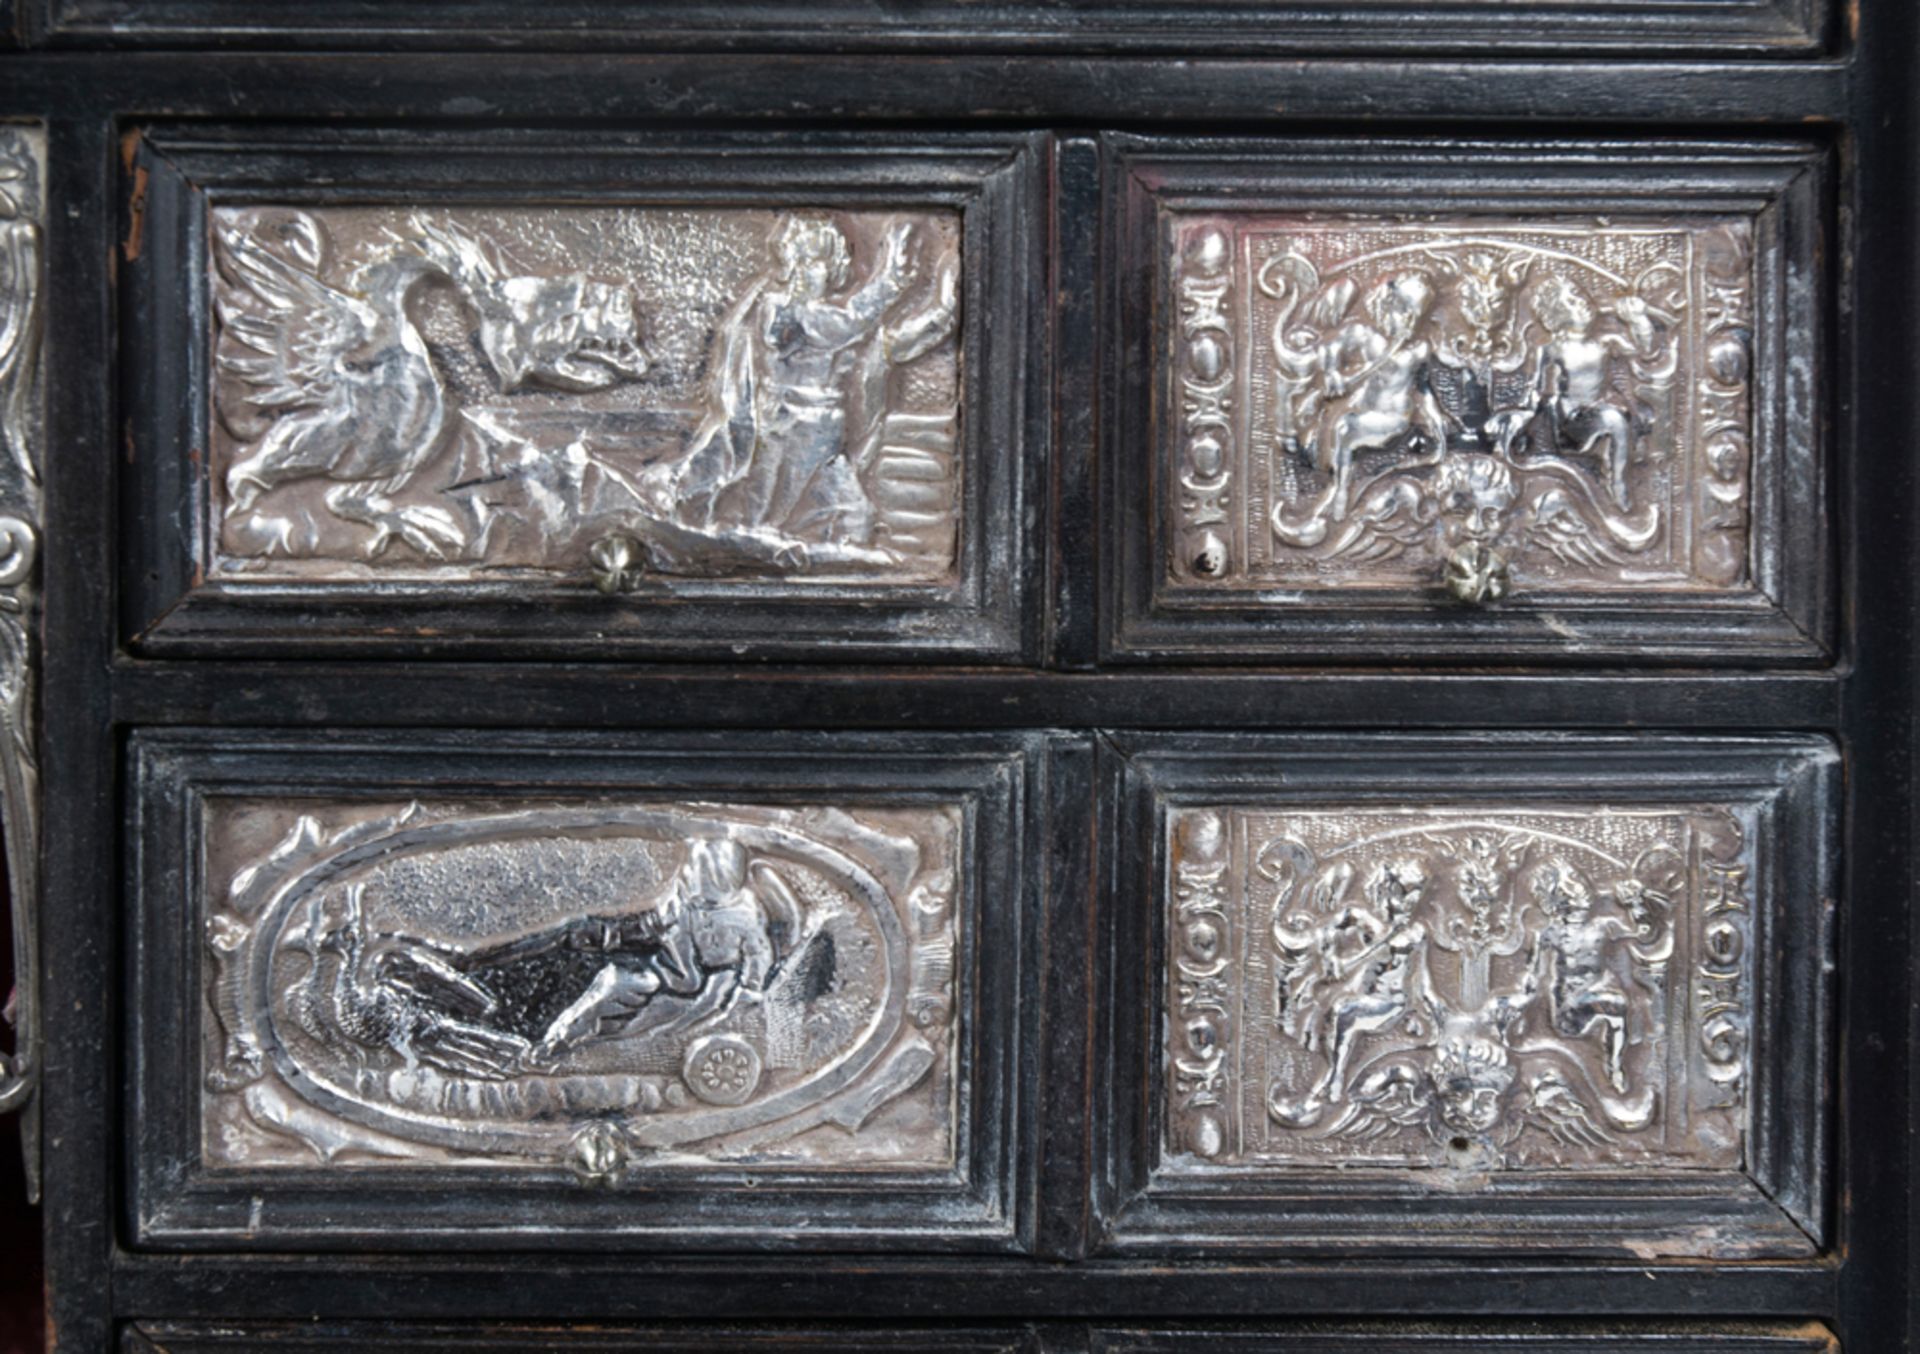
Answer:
129 729 1052 1250
1097 732 1836 1258
1103 136 1830 664
122 126 1044 660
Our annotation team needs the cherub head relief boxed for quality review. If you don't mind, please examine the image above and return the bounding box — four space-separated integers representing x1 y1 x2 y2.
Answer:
1435 453 1517 552
1363 271 1436 341
1366 856 1429 925
1430 1029 1516 1136
773 214 854 302
1530 273 1597 341
411 215 650 394
1432 453 1517 603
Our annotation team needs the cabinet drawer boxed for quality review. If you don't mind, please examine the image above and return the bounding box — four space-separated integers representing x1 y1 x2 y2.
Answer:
129 730 1050 1250
1103 136 1831 664
1097 732 1836 1258
122 125 1043 660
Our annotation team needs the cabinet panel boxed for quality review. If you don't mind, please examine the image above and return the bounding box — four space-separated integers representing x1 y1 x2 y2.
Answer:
129 729 1050 1250
121 126 1044 660
1095 732 1836 1257
5 0 1915 1342
47 1 1828 56
1091 1327 1838 1353
1103 137 1831 664
125 1327 1032 1353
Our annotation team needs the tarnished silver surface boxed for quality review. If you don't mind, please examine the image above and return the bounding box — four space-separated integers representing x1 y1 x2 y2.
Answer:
1166 804 1752 1174
202 798 962 1177
1164 216 1753 602
210 206 962 586
0 125 43 1203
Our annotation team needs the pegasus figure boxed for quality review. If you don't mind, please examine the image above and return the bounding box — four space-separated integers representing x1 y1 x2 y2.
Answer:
213 208 647 559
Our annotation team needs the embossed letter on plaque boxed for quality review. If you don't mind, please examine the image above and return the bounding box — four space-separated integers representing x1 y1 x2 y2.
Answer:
1099 733 1835 1258
1107 139 1829 662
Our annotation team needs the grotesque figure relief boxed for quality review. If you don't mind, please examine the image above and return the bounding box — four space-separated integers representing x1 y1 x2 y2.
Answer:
1167 806 1751 1174
1522 274 1660 511
1165 216 1753 601
1275 858 1432 1105
210 206 962 587
1527 859 1636 1093
203 800 962 1178
1300 271 1449 520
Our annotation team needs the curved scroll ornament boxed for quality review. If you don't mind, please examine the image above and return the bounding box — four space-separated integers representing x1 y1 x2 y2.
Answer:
1169 805 1750 1176
203 801 962 1179
0 127 44 1203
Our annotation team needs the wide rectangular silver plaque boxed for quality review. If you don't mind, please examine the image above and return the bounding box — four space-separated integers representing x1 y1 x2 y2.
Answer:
202 798 963 1179
210 206 962 589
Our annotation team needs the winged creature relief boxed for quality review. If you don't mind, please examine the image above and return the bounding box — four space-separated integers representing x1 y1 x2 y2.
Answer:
1167 806 1747 1174
1169 217 1752 602
204 802 962 1176
215 208 650 561
210 206 962 586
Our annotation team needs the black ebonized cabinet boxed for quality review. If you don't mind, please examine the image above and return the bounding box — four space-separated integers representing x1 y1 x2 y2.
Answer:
0 2 1914 1351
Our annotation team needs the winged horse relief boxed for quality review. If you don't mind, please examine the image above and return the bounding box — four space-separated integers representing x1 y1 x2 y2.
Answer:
212 208 649 561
